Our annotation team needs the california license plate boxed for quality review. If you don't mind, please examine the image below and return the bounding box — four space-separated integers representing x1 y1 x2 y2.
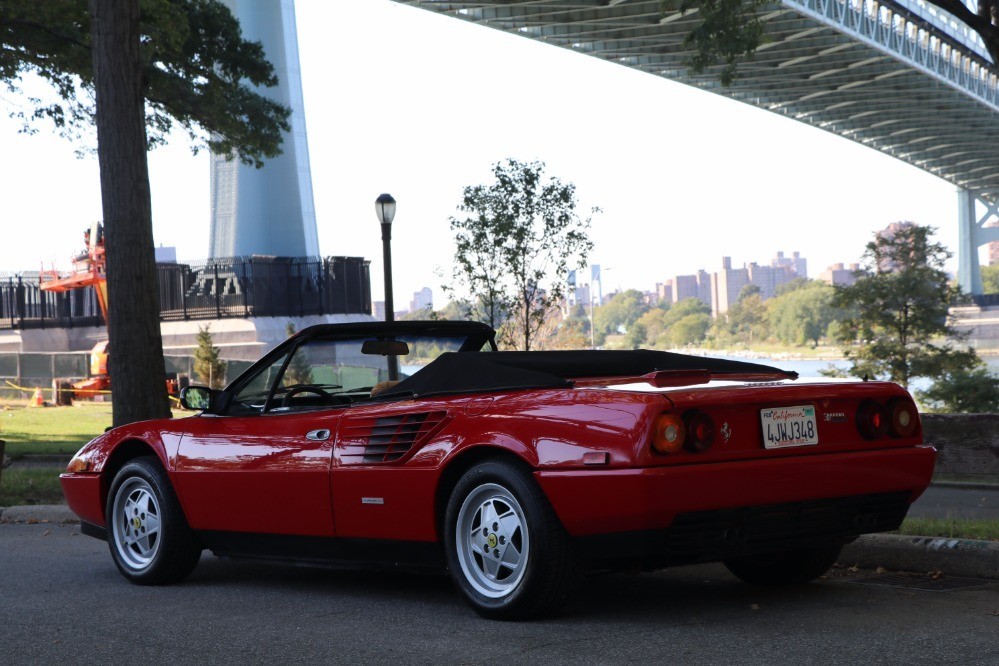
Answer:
760 405 818 449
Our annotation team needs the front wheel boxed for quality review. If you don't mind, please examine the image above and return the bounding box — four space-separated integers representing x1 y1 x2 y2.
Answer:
444 460 577 620
723 544 842 585
106 457 202 585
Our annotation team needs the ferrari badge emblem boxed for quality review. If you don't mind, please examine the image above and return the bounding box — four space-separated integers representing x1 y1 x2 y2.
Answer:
720 422 732 444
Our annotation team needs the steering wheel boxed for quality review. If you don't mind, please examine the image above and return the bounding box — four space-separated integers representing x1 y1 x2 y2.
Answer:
281 385 349 408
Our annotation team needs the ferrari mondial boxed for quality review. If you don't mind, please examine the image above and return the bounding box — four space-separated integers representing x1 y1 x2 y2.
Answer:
62 321 934 619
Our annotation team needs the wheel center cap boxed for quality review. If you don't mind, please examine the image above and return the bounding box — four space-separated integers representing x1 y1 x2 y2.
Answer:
487 533 498 549
132 517 141 530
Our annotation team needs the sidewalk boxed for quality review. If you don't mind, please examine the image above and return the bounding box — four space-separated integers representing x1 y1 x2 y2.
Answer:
2 503 997 580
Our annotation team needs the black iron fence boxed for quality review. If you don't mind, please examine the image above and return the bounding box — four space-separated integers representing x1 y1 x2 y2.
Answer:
0 256 370 330
0 273 104 330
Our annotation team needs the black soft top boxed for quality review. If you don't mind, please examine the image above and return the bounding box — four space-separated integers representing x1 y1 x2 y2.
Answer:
382 349 797 399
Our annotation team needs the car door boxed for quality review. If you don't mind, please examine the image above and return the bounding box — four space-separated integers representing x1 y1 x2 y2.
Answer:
171 337 351 538
172 408 342 537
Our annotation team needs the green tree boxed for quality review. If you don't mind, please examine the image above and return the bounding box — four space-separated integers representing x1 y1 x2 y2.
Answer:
592 289 649 346
713 288 769 345
2 0 289 426
194 324 227 389
632 307 671 348
916 366 999 413
444 159 596 351
833 224 979 389
661 298 711 347
767 280 840 347
983 263 999 293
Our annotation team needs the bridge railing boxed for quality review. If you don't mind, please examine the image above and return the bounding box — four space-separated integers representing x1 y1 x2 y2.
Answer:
792 0 998 106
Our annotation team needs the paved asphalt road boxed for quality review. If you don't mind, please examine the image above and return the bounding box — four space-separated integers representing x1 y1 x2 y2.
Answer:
2 523 997 664
908 485 998 520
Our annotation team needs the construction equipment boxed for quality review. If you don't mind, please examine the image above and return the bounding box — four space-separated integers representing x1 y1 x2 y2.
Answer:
40 222 179 399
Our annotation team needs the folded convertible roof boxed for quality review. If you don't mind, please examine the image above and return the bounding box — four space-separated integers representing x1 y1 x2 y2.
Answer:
381 349 797 398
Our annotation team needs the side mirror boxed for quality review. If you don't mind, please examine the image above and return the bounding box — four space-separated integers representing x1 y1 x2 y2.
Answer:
180 385 215 411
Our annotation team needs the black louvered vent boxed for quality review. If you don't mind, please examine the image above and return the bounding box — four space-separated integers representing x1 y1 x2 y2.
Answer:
340 411 449 464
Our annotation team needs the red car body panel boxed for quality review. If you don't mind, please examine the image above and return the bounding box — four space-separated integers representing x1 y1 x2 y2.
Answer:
537 446 935 536
59 323 936 577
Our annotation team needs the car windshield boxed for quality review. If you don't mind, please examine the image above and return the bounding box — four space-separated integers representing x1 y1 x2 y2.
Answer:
227 330 492 414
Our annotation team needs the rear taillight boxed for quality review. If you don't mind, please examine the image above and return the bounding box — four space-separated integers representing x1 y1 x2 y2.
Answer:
651 413 685 454
887 398 918 438
856 400 888 440
651 410 717 455
684 411 716 453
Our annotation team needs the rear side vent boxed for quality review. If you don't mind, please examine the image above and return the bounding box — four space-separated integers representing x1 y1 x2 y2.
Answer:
340 411 449 464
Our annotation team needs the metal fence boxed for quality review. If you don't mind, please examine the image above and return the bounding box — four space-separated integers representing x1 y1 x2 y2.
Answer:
0 273 104 330
0 256 370 330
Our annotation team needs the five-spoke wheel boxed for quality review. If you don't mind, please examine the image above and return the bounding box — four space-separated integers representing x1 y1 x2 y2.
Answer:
110 476 163 570
106 457 202 585
455 483 530 599
444 460 577 620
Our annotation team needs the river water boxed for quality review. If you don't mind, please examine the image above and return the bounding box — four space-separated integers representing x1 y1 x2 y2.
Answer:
702 353 999 394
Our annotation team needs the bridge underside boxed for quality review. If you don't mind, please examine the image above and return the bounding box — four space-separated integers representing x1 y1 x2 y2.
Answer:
399 0 999 199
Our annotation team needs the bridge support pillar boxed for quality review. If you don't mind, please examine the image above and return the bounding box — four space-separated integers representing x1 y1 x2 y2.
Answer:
957 189 999 296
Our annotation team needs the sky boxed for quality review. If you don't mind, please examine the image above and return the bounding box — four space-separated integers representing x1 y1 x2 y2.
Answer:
0 0 965 307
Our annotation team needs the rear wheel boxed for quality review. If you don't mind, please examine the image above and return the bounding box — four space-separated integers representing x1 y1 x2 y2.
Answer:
444 460 577 620
106 457 201 585
723 544 842 585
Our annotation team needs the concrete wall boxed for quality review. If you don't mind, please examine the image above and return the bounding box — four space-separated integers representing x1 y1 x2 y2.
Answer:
922 413 999 481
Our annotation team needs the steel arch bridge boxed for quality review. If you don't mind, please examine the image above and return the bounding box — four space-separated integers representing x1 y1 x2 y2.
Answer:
397 0 999 295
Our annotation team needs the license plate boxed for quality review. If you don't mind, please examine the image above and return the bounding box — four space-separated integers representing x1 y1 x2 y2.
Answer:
760 405 818 449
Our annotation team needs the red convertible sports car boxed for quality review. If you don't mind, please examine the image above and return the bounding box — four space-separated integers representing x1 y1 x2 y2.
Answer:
61 321 935 619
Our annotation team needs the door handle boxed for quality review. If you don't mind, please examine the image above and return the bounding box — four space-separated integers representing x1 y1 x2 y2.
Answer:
305 429 330 441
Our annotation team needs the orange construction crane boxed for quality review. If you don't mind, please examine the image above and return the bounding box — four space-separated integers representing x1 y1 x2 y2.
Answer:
39 223 180 399
40 220 109 322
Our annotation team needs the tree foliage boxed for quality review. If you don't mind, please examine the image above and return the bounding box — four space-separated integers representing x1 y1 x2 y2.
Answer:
1 0 289 165
444 159 596 351
194 324 226 389
916 365 999 413
592 289 648 346
767 280 840 347
833 224 979 389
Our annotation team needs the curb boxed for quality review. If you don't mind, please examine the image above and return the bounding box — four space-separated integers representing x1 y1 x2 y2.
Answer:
1 505 997 581
842 533 999 580
0 504 78 524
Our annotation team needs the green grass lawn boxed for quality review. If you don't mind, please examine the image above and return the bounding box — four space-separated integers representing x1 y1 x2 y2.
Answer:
1 402 114 457
0 467 65 506
897 517 999 542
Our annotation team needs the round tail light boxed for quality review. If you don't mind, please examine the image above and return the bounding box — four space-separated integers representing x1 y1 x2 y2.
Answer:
684 411 716 453
887 398 918 438
856 400 888 440
651 413 686 454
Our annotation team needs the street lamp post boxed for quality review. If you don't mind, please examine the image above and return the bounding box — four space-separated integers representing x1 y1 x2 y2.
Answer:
375 193 399 380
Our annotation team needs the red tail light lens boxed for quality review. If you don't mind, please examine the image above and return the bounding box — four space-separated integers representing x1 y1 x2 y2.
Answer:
684 411 716 453
887 398 918 438
651 413 686 454
856 400 888 440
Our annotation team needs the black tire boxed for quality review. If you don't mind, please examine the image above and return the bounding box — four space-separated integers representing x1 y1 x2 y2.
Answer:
444 460 578 620
723 544 842 585
105 457 202 585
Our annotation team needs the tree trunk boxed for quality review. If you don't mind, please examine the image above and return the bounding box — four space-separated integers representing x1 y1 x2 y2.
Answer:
89 0 171 426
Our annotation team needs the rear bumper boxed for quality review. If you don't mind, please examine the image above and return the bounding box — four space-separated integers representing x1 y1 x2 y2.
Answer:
536 445 936 541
